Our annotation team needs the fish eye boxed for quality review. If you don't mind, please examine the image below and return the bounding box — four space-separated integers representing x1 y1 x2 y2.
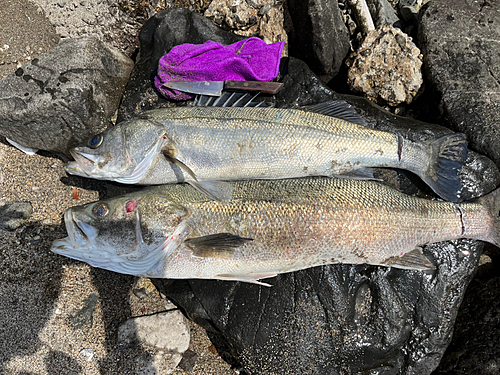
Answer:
88 134 103 149
92 203 109 218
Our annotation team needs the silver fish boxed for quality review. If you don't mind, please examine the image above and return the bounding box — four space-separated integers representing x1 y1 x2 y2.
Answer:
64 101 468 202
51 178 499 286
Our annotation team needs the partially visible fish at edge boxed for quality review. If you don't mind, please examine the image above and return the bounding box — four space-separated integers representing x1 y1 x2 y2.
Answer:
51 178 500 286
64 100 468 202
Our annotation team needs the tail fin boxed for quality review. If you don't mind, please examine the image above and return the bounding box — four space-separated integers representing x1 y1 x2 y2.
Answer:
476 187 500 247
421 133 468 203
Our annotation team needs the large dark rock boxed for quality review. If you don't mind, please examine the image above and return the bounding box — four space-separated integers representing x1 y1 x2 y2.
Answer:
433 250 500 374
117 7 243 122
286 0 350 83
0 37 133 156
418 0 500 166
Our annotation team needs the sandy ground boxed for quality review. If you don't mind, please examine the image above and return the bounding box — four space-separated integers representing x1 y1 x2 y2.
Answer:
0 0 235 373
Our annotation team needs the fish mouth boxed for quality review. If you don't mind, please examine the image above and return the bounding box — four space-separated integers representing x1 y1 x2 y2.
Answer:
51 208 97 260
65 149 97 176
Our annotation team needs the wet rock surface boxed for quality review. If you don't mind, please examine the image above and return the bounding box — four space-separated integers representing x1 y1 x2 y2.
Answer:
418 0 500 166
433 251 500 375
286 0 350 83
0 37 134 156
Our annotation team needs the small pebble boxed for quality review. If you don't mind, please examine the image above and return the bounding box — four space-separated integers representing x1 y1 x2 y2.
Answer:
79 348 94 361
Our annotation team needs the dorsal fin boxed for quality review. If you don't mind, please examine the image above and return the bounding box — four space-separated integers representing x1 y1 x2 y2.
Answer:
304 100 368 126
193 92 274 108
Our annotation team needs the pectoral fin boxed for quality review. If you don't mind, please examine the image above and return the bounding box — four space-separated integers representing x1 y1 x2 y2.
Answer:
215 273 276 286
162 150 233 201
162 150 198 181
6 138 38 155
383 248 435 270
188 179 234 201
185 233 253 259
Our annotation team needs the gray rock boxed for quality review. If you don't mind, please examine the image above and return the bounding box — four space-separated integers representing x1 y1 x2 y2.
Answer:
418 0 500 166
0 201 32 231
366 0 401 27
177 349 198 373
399 0 430 22
347 24 423 106
287 0 350 82
117 310 190 374
0 37 134 156
204 0 287 50
118 310 190 352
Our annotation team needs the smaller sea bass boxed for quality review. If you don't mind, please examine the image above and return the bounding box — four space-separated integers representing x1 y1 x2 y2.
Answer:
64 101 468 202
52 178 500 285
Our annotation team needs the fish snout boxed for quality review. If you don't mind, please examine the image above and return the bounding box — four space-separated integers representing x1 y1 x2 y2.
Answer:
51 208 79 253
67 149 97 175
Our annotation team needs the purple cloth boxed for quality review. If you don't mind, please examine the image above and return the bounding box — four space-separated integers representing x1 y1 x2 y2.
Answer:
154 37 285 100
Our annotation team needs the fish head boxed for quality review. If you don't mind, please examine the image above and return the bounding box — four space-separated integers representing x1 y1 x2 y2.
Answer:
65 119 167 184
51 192 191 275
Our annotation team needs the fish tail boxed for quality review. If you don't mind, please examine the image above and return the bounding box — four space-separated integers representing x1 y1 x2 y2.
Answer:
477 187 500 247
420 133 468 202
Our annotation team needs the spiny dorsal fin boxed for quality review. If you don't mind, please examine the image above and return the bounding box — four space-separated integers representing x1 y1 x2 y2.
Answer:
193 92 274 108
382 248 435 270
330 167 376 180
304 100 368 126
186 233 253 258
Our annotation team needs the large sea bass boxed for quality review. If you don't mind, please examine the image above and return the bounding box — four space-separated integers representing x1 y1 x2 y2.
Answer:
65 101 468 202
51 178 500 285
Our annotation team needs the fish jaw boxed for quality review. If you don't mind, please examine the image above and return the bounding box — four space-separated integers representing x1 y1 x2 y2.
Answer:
51 208 111 265
64 150 97 177
52 205 190 277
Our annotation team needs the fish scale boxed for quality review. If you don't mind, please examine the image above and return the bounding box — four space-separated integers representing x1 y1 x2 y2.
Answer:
52 178 499 285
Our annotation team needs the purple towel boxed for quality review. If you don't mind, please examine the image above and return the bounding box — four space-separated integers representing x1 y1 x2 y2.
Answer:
155 37 285 100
